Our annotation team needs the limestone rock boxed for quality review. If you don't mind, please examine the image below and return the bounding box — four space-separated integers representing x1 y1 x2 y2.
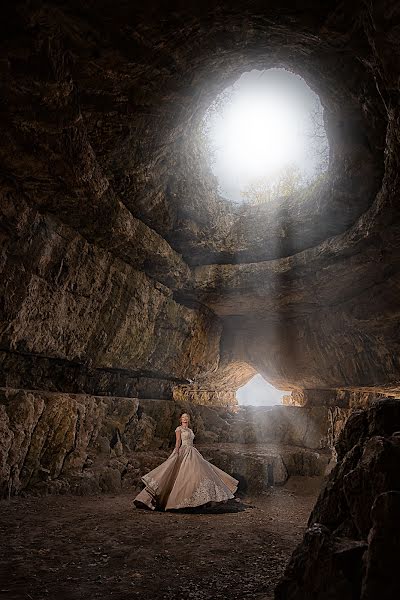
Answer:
225 406 335 449
275 524 367 600
276 400 400 599
0 388 334 497
172 385 237 408
198 443 331 493
0 0 399 404
284 389 387 408
0 193 220 383
1 12 400 597
361 491 400 600
343 435 400 538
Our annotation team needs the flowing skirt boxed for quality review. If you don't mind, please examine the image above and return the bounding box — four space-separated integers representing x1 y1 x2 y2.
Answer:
133 445 239 510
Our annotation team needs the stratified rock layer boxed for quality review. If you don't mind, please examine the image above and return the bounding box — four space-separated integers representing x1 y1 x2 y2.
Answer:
1 192 220 385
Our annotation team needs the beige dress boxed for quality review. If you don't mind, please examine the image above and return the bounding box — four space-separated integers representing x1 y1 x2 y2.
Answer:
133 426 239 510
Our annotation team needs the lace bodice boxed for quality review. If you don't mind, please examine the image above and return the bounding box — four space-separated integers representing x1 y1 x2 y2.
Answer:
176 426 195 447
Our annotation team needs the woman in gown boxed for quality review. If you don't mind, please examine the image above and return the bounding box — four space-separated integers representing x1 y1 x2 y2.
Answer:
133 413 238 510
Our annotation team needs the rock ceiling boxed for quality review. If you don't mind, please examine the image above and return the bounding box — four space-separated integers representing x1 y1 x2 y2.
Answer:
1 0 400 398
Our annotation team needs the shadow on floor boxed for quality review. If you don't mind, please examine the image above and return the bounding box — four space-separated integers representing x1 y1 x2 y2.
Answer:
169 497 255 514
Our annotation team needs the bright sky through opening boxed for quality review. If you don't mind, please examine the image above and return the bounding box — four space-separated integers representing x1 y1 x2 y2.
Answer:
236 374 291 407
202 69 329 203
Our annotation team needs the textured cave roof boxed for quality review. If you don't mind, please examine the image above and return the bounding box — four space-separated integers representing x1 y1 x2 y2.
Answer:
1 0 400 395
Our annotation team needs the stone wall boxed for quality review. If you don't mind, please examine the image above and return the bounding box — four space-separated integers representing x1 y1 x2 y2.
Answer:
172 385 237 408
282 389 390 408
0 388 338 498
0 192 221 394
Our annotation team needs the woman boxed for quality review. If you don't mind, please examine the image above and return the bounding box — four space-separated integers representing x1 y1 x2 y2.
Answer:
133 413 238 510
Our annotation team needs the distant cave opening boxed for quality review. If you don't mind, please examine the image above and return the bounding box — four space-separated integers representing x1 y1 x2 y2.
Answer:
236 373 291 407
201 68 329 204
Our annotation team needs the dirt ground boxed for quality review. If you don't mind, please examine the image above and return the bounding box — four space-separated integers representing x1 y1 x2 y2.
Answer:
0 477 323 600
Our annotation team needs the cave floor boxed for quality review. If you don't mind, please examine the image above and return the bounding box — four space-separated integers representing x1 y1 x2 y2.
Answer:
0 476 322 600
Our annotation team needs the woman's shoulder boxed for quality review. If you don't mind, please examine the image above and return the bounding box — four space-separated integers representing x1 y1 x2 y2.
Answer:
175 425 181 432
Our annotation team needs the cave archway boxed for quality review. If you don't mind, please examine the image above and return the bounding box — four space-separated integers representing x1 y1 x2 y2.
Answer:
236 373 291 406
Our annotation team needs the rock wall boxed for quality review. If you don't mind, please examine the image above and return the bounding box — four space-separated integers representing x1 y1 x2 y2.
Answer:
283 389 390 408
0 388 336 498
172 385 237 408
172 359 257 408
0 191 221 393
275 399 400 600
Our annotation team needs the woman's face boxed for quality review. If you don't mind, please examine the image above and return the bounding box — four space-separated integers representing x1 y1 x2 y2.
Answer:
181 415 189 427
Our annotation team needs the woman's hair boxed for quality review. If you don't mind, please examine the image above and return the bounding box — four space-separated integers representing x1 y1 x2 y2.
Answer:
179 412 190 425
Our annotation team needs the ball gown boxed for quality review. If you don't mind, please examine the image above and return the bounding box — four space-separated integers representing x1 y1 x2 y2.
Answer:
133 425 239 510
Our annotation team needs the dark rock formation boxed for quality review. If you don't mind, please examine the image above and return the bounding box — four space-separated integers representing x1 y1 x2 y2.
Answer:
362 491 400 600
275 524 367 600
275 399 400 599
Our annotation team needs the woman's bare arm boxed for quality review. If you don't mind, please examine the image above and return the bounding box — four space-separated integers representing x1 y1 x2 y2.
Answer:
174 429 181 454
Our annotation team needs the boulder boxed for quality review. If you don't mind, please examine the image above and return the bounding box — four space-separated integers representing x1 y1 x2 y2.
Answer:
275 400 400 599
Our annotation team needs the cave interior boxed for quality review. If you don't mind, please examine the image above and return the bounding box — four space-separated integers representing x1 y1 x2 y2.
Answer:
1 1 400 599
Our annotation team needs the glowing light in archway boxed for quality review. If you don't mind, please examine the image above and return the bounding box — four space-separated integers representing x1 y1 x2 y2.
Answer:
236 374 291 406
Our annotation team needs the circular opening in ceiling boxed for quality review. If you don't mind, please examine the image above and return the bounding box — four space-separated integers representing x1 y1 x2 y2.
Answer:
201 68 329 204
